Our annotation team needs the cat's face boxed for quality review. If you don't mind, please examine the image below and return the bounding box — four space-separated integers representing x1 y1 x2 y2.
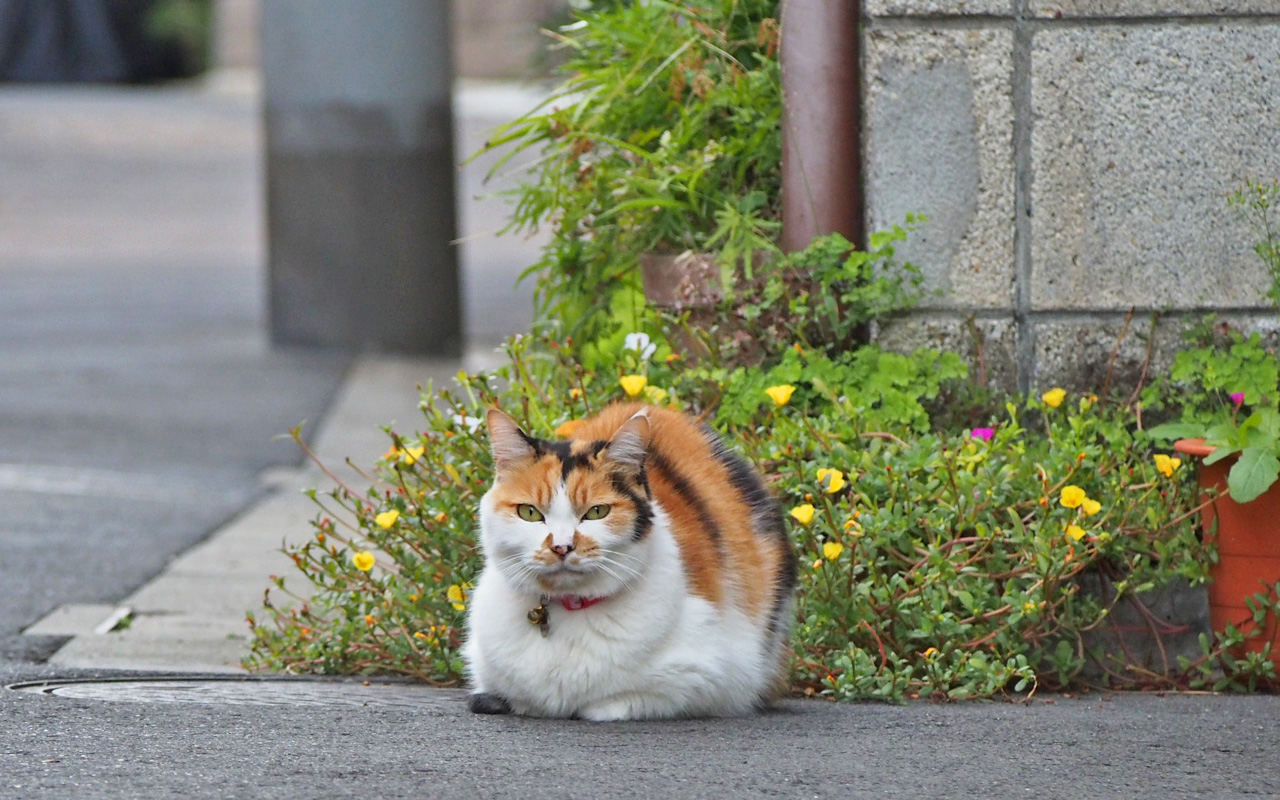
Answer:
479 409 653 597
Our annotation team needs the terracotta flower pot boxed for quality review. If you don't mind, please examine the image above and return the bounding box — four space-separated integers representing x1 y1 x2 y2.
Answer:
1174 438 1280 665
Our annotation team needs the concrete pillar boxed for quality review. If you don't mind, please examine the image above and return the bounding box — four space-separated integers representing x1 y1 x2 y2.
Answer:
262 1 460 355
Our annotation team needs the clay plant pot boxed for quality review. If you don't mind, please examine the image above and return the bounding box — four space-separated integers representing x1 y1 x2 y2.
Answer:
639 251 723 311
1174 438 1280 665
639 251 723 362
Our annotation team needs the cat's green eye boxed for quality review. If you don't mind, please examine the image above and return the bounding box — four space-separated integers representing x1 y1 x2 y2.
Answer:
516 504 544 522
582 504 611 521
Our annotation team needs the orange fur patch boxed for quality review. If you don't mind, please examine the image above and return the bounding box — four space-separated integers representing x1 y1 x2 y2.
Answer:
565 403 789 620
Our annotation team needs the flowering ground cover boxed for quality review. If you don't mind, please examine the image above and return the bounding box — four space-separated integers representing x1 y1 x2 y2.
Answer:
244 313 1278 699
244 0 1280 699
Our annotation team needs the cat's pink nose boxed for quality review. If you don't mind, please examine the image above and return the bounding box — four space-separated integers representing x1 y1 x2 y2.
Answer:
551 543 574 559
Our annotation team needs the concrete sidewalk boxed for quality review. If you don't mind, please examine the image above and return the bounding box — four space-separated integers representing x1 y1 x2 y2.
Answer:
23 354 470 672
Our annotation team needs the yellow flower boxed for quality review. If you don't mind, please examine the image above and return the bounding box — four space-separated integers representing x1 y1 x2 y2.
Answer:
447 584 467 611
1154 454 1182 478
816 468 846 494
619 374 648 397
1065 524 1086 542
413 631 428 640
400 446 424 465
408 594 420 602
444 463 463 485
555 419 585 438
765 384 796 407
382 445 400 461
1023 601 1037 614
570 387 584 400
364 614 375 625
1081 497 1102 517
375 510 400 529
434 512 448 524
644 385 669 404
789 504 816 525
1059 485 1086 509
1041 388 1066 408
822 541 844 561
352 551 375 572
922 647 938 659
812 558 823 570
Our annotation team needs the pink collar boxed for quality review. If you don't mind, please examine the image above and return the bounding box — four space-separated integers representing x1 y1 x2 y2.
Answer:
557 595 607 611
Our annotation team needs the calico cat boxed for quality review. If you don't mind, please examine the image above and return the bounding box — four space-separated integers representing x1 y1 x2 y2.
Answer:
463 403 797 720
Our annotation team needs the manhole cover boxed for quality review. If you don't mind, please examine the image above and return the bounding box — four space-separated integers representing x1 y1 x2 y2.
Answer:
8 678 459 710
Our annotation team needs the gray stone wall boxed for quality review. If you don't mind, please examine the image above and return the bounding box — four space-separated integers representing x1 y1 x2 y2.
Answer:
864 1 1280 394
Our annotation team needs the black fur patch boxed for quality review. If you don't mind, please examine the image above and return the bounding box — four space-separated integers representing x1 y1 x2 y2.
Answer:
467 692 512 715
648 450 724 558
609 470 654 541
560 440 608 481
701 424 798 635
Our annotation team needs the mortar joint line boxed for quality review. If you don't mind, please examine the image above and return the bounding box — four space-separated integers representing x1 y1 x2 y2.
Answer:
1011 0 1035 396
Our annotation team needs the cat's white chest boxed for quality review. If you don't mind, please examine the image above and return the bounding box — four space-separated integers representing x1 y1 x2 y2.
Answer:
464 515 768 720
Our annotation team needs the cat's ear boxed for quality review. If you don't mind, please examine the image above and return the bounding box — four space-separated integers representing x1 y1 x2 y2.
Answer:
487 408 537 473
605 410 650 473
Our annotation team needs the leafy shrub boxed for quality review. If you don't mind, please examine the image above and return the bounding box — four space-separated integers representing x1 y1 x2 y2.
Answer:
484 0 782 348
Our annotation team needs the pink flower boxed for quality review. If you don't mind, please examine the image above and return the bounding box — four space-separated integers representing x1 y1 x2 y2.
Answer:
969 427 995 442
1230 392 1246 407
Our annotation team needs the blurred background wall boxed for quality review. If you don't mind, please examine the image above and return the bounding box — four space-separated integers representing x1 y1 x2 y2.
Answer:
213 0 568 78
0 0 565 82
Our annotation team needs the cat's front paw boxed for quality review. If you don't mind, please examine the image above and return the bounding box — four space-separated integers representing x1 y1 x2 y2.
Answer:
579 693 664 721
467 692 512 715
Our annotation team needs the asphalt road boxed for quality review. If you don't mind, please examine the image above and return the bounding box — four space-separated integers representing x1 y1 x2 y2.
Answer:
1 673 1277 799
0 83 349 665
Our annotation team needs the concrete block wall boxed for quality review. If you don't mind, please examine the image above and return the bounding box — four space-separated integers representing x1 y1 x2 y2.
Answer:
864 1 1280 393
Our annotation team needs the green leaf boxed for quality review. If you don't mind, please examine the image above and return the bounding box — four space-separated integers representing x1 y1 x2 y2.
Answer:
1228 447 1280 503
1257 408 1280 439
1203 443 1241 466
1147 422 1204 441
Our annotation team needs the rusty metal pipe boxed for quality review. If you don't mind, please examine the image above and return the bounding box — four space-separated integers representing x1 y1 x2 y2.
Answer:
780 0 863 252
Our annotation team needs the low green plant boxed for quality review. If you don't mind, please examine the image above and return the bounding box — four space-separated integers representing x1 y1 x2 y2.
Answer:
1148 180 1280 503
776 391 1249 701
632 230 966 432
1231 178 1280 306
246 328 1280 699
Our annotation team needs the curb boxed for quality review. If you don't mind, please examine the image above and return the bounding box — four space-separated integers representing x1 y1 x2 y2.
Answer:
27 354 475 673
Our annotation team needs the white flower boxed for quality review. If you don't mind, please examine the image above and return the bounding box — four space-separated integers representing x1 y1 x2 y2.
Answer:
624 332 657 361
451 414 483 433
